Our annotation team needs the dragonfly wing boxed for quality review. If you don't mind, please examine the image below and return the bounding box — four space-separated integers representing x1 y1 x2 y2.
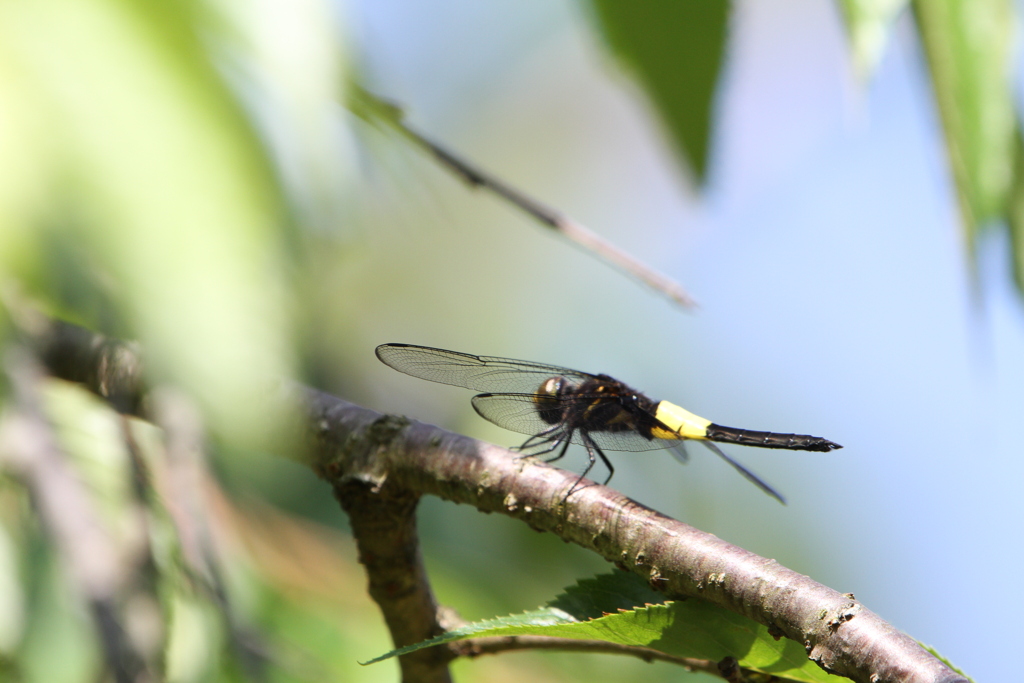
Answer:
586 429 680 452
376 344 597 394
470 393 579 441
700 441 786 505
668 442 690 464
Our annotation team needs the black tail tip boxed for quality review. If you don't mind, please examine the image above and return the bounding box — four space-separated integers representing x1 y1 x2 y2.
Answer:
815 439 842 452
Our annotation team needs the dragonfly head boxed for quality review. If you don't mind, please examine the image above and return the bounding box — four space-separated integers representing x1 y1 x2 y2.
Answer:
536 376 572 398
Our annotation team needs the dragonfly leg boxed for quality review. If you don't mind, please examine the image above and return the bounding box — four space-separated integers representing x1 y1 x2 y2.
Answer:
516 424 565 453
516 430 566 462
559 431 613 499
581 431 614 485
543 436 572 464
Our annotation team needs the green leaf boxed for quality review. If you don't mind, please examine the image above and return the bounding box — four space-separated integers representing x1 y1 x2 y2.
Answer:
836 0 909 80
584 1 730 182
364 572 840 682
913 0 1018 242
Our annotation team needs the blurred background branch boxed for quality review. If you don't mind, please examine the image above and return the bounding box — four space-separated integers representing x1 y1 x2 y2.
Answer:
350 87 698 308
0 348 151 683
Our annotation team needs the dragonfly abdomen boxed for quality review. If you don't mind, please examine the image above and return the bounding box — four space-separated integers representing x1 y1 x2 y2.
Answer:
705 424 840 452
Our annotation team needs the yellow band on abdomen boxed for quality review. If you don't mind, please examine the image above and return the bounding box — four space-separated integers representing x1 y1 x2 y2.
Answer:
652 401 712 440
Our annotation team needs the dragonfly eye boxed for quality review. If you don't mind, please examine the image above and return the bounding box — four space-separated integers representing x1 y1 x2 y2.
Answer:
537 376 567 399
532 376 569 425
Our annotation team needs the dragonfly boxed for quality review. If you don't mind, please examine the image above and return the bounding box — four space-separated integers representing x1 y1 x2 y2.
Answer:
375 343 841 504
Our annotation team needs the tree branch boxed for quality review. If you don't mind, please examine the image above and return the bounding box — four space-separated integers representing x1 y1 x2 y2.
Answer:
24 319 967 683
302 387 963 683
335 480 454 683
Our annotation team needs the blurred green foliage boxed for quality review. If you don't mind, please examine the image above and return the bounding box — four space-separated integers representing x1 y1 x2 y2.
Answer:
0 0 296 448
585 0 729 182
911 1 1017 244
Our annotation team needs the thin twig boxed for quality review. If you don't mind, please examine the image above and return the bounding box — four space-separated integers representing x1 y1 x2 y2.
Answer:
450 633 746 678
438 606 767 679
353 88 699 310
